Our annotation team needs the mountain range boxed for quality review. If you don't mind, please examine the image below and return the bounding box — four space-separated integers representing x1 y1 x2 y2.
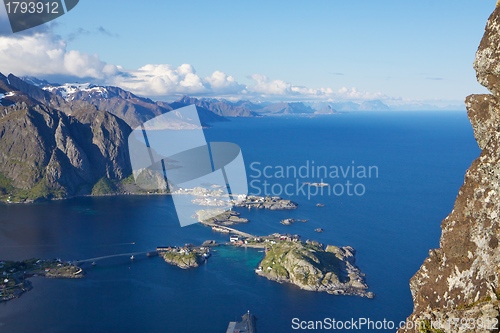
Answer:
0 72 461 201
12 76 405 117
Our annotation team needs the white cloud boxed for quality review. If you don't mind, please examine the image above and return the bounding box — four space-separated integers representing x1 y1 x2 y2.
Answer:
111 64 208 96
245 74 385 101
248 74 292 95
204 71 244 94
336 87 385 100
0 31 388 102
0 33 118 79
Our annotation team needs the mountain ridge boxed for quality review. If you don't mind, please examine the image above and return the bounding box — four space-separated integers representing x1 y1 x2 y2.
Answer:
22 76 401 114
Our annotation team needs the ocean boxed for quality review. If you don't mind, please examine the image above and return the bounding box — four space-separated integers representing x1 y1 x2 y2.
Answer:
0 111 479 332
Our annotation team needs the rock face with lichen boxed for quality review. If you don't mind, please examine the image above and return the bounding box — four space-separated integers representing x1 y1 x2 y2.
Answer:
398 6 500 333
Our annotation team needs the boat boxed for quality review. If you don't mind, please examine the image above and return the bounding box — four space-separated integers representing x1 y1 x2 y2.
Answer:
91 262 96 266
130 256 135 260
309 182 329 187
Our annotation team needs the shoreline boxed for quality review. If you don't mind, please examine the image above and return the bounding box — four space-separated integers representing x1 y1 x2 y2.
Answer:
1 191 172 205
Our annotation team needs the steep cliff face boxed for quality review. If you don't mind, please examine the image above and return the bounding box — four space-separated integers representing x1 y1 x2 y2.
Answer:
0 101 132 200
399 6 500 333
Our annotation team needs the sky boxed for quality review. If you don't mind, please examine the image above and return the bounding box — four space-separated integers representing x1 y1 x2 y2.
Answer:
0 0 496 107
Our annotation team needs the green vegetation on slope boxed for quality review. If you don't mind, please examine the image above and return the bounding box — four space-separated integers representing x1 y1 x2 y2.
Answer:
0 175 65 202
0 172 14 195
91 177 118 195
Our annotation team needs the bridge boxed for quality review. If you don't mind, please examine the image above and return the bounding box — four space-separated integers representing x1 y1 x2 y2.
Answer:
74 251 156 264
201 221 256 238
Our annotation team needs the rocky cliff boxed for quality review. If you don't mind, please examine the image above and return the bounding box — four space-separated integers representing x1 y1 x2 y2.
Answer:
399 6 500 333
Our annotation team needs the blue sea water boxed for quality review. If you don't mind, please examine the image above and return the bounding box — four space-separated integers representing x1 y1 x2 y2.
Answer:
0 112 479 332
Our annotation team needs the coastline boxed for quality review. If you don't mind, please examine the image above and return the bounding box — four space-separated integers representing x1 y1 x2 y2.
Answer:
0 190 172 205
1 259 84 303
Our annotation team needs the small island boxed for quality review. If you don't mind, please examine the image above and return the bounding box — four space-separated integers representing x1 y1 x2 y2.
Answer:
195 209 249 226
280 218 308 225
157 245 212 269
1 259 83 302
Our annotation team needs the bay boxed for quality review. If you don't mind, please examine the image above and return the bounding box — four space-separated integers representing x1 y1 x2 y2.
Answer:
0 111 479 332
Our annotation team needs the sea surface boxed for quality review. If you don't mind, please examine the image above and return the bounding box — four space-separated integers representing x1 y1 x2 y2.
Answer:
0 112 480 332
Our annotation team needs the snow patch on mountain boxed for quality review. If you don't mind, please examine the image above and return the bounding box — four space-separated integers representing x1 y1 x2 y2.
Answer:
43 83 109 101
0 92 15 105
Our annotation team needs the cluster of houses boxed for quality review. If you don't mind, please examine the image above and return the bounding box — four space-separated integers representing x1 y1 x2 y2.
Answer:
192 197 227 207
157 245 194 255
273 233 301 242
212 225 230 233
229 233 301 246
156 245 211 258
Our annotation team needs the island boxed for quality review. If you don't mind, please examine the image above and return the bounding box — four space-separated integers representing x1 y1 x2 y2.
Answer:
280 218 308 226
157 245 212 269
195 209 249 226
1 259 83 302
182 191 372 298
234 195 298 210
156 232 373 298
254 239 373 298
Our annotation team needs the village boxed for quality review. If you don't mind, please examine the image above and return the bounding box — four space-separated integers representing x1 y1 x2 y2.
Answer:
0 259 83 302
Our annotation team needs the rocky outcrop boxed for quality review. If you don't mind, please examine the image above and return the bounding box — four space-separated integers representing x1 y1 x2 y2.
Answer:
256 240 373 298
399 6 500 332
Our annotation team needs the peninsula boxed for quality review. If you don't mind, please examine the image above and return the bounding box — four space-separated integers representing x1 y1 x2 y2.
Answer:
1 259 83 302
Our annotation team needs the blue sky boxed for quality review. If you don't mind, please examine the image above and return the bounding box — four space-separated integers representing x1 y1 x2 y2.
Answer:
0 0 496 106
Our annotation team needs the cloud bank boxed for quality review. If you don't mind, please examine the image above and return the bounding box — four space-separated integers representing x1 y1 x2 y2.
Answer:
0 31 386 102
